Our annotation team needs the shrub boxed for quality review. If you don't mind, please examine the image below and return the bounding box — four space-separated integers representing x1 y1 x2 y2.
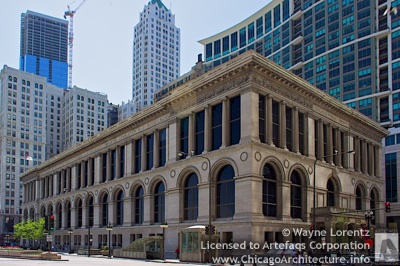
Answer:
103 245 108 251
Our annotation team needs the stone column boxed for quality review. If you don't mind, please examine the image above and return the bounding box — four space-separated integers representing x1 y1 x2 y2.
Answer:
123 197 131 226
188 113 195 154
143 195 151 225
80 161 85 188
71 165 77 190
93 203 100 227
94 155 101 185
281 181 291 220
204 106 211 152
240 90 260 145
167 120 178 163
126 141 133 175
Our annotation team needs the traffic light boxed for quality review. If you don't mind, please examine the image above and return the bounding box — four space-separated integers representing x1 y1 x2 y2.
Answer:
49 215 55 230
205 225 209 235
44 215 49 231
211 225 216 235
385 202 391 213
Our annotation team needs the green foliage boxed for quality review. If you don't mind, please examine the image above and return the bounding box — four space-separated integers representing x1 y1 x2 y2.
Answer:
333 210 350 247
103 245 109 251
13 218 45 242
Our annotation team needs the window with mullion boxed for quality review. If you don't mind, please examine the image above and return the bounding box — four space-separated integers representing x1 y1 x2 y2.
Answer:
184 173 199 220
286 106 293 151
216 165 235 218
111 149 116 179
327 179 335 207
134 139 142 174
146 134 154 170
102 153 107 182
77 199 83 227
102 194 108 226
120 146 125 177
259 95 266 143
262 164 277 217
159 129 166 167
230 96 241 145
272 100 280 146
84 161 88 187
180 117 189 157
154 182 165 223
116 191 124 225
290 172 302 219
135 187 144 224
88 197 94 227
195 111 205 155
212 103 222 151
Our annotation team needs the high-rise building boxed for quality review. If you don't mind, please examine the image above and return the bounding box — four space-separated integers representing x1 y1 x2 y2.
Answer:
132 0 180 112
0 65 52 239
20 11 68 89
61 86 108 151
0 65 109 241
198 0 400 227
118 100 135 121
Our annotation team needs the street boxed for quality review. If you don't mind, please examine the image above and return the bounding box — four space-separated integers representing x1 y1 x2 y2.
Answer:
0 254 297 266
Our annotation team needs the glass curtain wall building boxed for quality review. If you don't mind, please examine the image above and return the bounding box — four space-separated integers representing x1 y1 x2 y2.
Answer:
199 0 400 226
20 11 68 89
132 0 180 113
199 0 397 126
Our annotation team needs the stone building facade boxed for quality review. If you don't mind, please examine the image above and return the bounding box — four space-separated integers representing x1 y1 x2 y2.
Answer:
20 51 387 257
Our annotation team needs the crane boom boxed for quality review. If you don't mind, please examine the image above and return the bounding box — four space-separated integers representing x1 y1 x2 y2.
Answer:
64 0 87 90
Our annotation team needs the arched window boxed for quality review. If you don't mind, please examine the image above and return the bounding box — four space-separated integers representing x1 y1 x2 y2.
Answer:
184 173 198 220
135 187 144 224
101 194 108 226
24 209 28 221
77 199 83 227
30 208 34 220
116 190 124 225
154 182 165 223
48 205 53 216
327 179 335 207
40 206 46 218
290 171 302 219
87 196 94 227
370 189 376 210
66 201 71 228
356 186 362 210
262 164 277 217
216 165 235 218
56 203 62 229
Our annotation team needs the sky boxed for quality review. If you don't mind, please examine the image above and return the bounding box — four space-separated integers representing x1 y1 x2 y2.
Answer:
0 0 271 104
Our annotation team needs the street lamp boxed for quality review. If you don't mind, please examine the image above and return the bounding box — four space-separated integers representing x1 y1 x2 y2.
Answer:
160 221 168 260
67 228 73 254
364 210 374 256
5 234 10 246
313 149 355 238
106 223 113 259
178 151 212 263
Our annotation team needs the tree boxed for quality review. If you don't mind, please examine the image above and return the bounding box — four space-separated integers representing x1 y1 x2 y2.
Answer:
14 218 45 247
333 210 350 250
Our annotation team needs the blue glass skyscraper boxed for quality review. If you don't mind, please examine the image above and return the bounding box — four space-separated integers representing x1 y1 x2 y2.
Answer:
20 11 68 89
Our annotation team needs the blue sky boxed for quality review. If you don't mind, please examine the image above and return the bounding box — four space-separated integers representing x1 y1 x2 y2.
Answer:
0 0 270 104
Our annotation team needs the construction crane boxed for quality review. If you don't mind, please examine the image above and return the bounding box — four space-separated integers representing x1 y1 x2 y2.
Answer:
64 0 87 90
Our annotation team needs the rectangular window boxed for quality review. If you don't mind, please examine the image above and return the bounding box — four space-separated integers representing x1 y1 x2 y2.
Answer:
214 40 221 59
222 36 230 55
111 149 116 179
259 95 266 143
159 129 167 167
231 32 238 51
134 139 142 174
274 4 281 27
120 146 125 177
265 11 272 33
146 134 154 170
239 27 246 48
195 111 205 155
230 96 241 145
272 100 280 146
248 22 255 43
180 117 189 157
212 103 223 151
286 106 293 151
298 112 305 154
